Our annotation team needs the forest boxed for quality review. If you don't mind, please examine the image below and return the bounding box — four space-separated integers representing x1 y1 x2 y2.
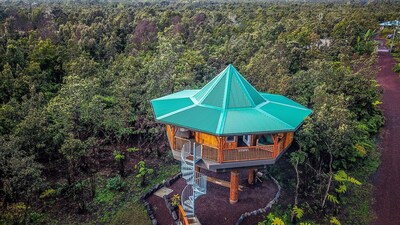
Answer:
0 0 398 224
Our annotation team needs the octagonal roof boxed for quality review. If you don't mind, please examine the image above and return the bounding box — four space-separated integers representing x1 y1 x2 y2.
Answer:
151 64 312 136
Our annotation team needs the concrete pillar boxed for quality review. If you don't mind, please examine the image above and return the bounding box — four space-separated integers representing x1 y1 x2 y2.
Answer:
230 170 239 204
248 169 255 185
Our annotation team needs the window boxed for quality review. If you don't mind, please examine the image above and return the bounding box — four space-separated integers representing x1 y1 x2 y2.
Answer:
243 135 251 146
226 136 235 142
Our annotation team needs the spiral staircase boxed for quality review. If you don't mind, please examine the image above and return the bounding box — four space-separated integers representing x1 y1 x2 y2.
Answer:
180 142 207 223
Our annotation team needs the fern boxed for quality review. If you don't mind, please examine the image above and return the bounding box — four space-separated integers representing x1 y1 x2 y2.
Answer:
271 217 285 225
347 176 361 185
334 170 347 182
327 194 339 204
335 184 347 193
334 170 361 185
293 205 304 219
353 144 366 156
263 213 285 225
330 217 341 225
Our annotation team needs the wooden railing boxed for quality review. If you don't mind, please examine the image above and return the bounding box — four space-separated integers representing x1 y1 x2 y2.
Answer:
178 205 189 225
202 145 219 161
175 136 190 152
173 136 285 163
222 145 274 162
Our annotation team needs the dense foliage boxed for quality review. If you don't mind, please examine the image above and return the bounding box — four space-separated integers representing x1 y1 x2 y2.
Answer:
0 1 396 224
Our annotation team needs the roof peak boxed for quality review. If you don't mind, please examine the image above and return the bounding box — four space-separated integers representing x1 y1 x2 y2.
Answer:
193 64 266 109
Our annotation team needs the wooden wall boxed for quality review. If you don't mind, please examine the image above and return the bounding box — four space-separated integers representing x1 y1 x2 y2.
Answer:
284 132 294 149
223 136 237 149
195 132 219 148
166 125 176 149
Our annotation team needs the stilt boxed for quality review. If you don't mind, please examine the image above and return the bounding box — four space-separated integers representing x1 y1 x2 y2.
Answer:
230 170 239 204
248 169 255 185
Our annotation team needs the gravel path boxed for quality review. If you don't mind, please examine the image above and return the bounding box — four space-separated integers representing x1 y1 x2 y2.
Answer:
372 38 400 225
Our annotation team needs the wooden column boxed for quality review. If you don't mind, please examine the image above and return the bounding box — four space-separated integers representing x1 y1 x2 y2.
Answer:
248 169 255 185
230 170 239 204
218 137 224 163
272 134 278 158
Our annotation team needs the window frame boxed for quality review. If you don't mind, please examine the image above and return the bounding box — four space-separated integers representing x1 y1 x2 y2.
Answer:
226 136 236 143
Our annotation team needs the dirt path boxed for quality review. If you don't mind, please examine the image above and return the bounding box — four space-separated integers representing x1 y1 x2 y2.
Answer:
147 169 277 225
372 38 400 225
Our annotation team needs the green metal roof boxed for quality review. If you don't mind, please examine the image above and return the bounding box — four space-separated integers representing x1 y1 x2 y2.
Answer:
151 64 312 136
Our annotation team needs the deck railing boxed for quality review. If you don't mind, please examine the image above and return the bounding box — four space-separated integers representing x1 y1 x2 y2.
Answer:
178 205 190 225
202 145 219 161
175 136 190 152
173 136 283 163
222 145 274 162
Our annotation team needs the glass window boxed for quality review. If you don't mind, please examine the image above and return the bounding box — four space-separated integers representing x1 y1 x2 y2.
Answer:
243 135 251 146
226 136 235 142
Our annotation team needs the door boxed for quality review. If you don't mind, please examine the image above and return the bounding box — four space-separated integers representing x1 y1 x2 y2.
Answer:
243 134 251 146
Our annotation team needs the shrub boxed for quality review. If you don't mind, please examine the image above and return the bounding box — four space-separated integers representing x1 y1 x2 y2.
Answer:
393 63 400 73
106 175 126 191
171 194 181 207
127 147 140 153
39 189 56 199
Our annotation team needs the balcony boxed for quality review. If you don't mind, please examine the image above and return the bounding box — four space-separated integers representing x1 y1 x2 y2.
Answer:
170 134 291 171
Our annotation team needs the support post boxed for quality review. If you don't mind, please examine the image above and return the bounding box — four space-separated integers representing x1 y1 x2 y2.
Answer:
218 137 223 163
248 169 255 185
272 134 278 158
230 170 239 204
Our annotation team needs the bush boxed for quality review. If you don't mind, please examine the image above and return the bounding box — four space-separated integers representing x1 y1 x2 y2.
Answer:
393 63 400 73
171 194 181 207
106 175 126 191
381 28 393 37
39 189 56 199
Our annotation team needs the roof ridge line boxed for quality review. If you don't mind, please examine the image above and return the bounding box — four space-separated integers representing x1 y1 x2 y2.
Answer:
268 100 310 111
233 68 257 107
156 104 197 120
217 66 232 134
255 107 294 129
222 65 232 109
197 68 227 104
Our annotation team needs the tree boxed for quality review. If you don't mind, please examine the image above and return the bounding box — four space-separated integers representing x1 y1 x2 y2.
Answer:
135 161 154 187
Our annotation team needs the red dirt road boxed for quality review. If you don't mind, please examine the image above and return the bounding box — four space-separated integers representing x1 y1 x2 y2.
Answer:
373 38 400 225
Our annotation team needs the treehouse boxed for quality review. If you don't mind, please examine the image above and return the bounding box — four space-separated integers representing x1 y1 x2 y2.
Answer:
151 64 311 223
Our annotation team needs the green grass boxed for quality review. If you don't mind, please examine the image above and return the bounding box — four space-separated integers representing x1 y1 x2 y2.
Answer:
109 201 151 225
95 188 115 204
106 163 180 224
342 183 376 225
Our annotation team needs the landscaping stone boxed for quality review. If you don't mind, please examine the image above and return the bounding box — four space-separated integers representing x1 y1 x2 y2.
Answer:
172 211 178 220
234 174 282 225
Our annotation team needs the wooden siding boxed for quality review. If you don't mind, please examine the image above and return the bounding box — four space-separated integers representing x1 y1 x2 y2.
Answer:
284 132 294 149
195 132 219 148
223 136 237 148
166 125 176 150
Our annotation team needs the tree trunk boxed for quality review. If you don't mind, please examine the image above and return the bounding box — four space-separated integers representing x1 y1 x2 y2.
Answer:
90 172 96 198
119 159 125 177
321 150 333 208
291 159 300 222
